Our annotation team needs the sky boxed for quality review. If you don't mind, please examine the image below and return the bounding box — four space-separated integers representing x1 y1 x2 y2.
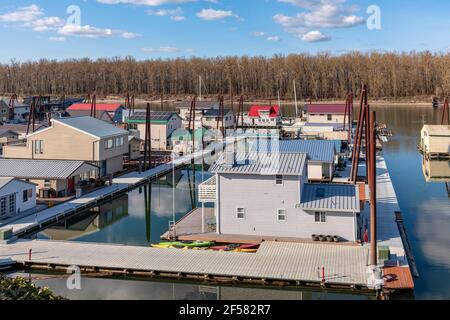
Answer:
0 0 449 62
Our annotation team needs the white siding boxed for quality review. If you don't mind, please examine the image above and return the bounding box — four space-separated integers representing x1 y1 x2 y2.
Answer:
0 180 36 218
308 114 346 124
217 172 357 241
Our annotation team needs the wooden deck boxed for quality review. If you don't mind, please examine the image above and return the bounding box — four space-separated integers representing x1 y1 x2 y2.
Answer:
0 239 371 288
162 208 215 240
383 267 415 290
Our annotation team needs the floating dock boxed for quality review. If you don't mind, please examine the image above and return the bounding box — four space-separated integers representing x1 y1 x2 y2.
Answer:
0 239 372 291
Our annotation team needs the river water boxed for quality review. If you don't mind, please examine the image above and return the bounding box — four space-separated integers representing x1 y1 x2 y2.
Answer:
17 105 450 300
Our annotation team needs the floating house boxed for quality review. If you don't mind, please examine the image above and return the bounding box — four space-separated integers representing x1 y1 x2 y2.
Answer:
126 111 182 151
169 127 214 155
67 103 125 123
242 105 282 128
201 108 235 130
0 177 36 219
420 125 450 159
0 159 97 198
3 116 128 177
127 136 142 160
304 104 347 125
422 158 450 182
176 101 219 129
0 129 20 154
199 150 360 241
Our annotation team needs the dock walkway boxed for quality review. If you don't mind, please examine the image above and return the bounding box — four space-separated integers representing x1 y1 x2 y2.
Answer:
0 239 369 288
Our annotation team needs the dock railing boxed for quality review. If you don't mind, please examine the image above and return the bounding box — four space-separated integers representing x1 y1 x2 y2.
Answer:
198 176 217 202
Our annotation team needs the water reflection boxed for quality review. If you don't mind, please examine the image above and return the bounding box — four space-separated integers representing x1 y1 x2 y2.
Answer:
34 166 210 246
373 106 450 299
9 271 372 300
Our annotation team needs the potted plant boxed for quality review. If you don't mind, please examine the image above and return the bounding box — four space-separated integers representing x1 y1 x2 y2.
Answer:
326 235 333 242
312 234 319 241
319 235 326 242
333 236 340 243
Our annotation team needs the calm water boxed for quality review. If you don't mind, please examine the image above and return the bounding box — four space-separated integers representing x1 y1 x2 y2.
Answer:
33 167 210 246
24 105 450 300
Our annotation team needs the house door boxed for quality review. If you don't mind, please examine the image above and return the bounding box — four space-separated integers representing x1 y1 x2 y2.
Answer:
101 160 107 177
68 177 75 193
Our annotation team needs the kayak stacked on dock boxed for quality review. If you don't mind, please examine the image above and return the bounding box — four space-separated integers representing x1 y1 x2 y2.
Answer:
151 241 259 253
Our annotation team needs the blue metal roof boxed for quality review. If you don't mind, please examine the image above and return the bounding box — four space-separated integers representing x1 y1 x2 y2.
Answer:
211 152 307 176
248 139 336 163
299 183 360 212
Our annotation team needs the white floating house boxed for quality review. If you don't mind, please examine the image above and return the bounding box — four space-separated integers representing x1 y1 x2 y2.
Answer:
199 150 361 242
0 177 36 219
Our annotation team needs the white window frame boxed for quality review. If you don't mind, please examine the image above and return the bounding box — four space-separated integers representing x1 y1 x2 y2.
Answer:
277 208 287 222
314 211 327 223
275 174 283 186
236 207 245 220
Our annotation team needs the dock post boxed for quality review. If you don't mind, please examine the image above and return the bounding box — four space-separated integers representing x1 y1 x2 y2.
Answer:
201 203 205 233
28 249 32 261
369 111 377 267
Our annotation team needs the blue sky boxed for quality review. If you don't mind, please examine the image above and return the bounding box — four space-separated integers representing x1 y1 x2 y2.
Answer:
0 0 448 62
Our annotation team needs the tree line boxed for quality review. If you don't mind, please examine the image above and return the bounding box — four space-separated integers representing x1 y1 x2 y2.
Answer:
1 51 449 101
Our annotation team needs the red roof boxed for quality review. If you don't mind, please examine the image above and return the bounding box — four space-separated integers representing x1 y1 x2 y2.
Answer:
248 105 280 118
306 104 347 115
68 103 124 112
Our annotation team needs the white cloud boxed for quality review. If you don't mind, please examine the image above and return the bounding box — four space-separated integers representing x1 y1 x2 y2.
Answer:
267 36 281 42
48 37 66 42
196 8 240 21
121 31 141 38
274 0 364 42
147 7 185 21
250 31 266 37
25 16 65 32
141 46 182 53
301 30 331 42
0 4 43 22
57 24 115 38
97 0 197 6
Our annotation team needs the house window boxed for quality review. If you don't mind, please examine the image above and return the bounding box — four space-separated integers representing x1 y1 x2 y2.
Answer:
23 190 29 202
9 194 16 213
44 180 51 188
34 140 44 154
105 139 114 149
0 197 6 216
327 114 332 121
275 175 283 185
115 137 122 146
315 211 327 223
236 208 245 219
277 209 287 221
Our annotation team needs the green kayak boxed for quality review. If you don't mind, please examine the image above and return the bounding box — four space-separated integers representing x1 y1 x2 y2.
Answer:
152 241 215 248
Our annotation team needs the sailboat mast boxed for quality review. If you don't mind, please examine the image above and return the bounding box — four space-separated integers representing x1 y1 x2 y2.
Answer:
293 80 299 118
